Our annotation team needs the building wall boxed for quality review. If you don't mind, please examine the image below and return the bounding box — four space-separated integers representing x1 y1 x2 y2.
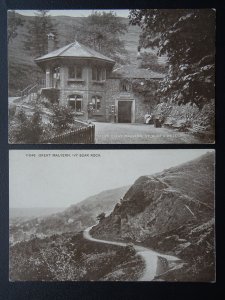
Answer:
43 60 160 123
105 79 121 122
88 66 107 122
105 79 156 123
59 66 89 119
59 64 109 121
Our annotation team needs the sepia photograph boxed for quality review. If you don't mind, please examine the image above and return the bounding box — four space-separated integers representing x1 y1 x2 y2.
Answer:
9 149 215 281
8 9 215 144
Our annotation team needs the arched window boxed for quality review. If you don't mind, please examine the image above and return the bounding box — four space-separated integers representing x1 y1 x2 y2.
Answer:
91 95 102 111
68 94 83 112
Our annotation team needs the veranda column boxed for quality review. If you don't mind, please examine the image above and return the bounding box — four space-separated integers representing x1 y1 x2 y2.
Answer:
46 67 51 88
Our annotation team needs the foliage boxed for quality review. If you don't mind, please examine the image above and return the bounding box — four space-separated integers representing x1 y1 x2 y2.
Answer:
123 78 160 110
72 11 128 64
10 233 143 281
129 9 215 109
140 52 167 74
97 212 106 222
8 105 17 121
10 108 43 143
24 10 58 57
50 104 75 132
9 103 84 143
7 10 24 43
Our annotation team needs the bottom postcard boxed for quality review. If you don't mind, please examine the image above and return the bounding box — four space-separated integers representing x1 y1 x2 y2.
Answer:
9 149 215 282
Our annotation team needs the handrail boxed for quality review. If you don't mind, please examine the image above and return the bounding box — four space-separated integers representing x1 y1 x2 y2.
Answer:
27 83 38 95
20 79 45 100
20 84 34 97
20 83 34 94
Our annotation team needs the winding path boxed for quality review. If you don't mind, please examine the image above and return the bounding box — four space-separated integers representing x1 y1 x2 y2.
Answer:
83 226 179 281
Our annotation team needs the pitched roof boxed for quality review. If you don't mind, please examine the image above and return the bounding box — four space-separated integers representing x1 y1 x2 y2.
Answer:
111 64 165 79
35 41 115 64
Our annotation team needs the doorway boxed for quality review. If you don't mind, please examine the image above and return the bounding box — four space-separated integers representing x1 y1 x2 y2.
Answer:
118 101 132 123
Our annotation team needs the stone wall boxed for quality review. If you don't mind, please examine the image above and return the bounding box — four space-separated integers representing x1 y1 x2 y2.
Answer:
105 79 159 123
59 65 108 121
46 61 162 123
105 79 121 122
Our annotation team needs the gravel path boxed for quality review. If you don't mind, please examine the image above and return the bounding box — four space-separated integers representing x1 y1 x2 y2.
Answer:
93 122 202 144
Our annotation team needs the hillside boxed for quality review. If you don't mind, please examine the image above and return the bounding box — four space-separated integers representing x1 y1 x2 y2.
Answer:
91 152 215 281
10 231 144 281
10 185 129 244
8 12 141 95
10 207 66 222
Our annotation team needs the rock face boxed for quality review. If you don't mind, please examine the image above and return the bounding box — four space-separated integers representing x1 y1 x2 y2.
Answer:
91 152 215 281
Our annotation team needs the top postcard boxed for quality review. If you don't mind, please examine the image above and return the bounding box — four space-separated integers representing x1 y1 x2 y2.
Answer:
8 9 215 144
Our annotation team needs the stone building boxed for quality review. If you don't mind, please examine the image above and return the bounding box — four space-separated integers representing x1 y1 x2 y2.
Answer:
35 34 164 123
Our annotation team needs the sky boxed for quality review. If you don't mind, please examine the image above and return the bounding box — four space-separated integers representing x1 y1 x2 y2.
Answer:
16 10 130 18
9 149 213 209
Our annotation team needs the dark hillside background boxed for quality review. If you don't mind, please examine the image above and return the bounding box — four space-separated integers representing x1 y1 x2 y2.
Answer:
8 12 141 96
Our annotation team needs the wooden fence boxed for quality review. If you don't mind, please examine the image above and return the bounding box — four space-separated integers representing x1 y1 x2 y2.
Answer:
42 124 95 144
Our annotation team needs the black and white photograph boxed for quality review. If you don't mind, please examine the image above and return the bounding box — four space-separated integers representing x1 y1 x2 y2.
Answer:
9 149 215 282
8 9 215 144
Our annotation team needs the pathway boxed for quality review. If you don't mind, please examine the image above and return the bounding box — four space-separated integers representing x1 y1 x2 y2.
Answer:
93 122 201 144
83 226 179 281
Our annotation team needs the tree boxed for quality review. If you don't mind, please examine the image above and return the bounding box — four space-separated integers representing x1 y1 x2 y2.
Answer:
139 52 167 74
129 9 215 109
24 10 58 57
8 10 24 43
72 11 128 64
96 212 106 222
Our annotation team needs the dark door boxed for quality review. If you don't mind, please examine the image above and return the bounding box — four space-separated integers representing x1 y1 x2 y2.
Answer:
118 101 132 123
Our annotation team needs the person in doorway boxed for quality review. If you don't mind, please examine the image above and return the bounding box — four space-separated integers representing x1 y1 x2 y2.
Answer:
144 113 152 124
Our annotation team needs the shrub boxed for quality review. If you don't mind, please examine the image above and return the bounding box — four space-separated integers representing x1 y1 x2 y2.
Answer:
10 108 43 143
50 104 74 132
8 105 17 121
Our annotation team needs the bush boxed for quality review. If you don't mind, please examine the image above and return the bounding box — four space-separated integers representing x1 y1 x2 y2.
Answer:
50 104 75 132
8 105 17 121
10 108 43 143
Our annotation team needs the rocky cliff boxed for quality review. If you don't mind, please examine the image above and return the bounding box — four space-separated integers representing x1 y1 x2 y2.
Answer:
91 152 215 281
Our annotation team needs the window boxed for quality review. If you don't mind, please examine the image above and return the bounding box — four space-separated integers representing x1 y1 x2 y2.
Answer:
121 81 131 92
68 94 83 112
92 68 97 81
68 66 82 79
91 95 102 111
92 68 106 81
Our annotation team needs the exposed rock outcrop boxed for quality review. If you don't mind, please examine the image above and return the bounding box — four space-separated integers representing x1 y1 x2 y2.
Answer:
91 152 215 281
